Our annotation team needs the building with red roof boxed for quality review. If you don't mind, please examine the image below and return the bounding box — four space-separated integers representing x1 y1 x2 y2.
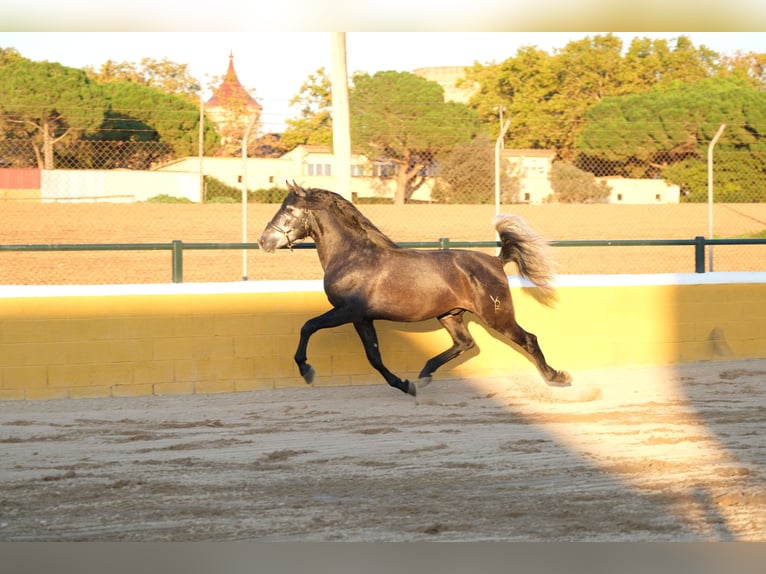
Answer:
205 52 262 156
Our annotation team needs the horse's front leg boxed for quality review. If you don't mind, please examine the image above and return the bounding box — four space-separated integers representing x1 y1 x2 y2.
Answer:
295 307 356 384
353 319 415 396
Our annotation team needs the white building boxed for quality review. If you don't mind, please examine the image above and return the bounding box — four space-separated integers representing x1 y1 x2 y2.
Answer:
502 149 557 204
205 52 262 157
598 177 681 204
157 145 436 202
156 145 680 205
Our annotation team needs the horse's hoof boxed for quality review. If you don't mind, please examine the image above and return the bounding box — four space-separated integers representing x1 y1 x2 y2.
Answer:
405 380 417 397
552 370 573 386
414 376 432 392
301 365 315 385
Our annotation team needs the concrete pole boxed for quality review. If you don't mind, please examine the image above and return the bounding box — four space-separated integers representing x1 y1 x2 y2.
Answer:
198 90 205 202
330 33 352 201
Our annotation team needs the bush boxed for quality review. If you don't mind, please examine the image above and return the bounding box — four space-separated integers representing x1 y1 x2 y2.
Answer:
353 195 393 204
145 194 194 204
548 161 611 203
432 134 519 204
206 196 238 204
203 176 288 203
204 176 242 203
663 152 766 203
251 187 289 203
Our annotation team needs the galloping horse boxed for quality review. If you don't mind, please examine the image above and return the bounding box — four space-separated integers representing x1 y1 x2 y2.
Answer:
257 182 572 397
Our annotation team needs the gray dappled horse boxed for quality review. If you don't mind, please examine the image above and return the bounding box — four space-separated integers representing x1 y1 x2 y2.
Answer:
258 182 572 397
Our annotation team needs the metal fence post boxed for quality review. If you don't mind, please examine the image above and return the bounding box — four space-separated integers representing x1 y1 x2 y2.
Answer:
439 237 450 250
172 240 184 283
694 236 706 273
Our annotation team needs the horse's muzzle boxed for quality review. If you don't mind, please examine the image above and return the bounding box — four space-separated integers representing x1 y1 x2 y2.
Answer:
257 231 280 253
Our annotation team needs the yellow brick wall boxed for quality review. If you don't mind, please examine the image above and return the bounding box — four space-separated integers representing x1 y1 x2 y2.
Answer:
1 278 764 400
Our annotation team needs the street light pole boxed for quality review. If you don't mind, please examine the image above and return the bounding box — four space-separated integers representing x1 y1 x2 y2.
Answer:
707 123 726 272
494 116 511 215
241 114 258 281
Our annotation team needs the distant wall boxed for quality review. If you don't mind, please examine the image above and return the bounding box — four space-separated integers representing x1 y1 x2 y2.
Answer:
0 168 41 202
158 158 436 202
603 178 681 204
1 274 764 401
40 170 201 203
2 165 681 205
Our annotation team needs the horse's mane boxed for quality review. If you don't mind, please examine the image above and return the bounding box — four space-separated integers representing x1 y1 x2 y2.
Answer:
305 188 399 249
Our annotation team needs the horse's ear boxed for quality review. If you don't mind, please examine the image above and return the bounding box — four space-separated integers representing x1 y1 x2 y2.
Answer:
291 180 307 198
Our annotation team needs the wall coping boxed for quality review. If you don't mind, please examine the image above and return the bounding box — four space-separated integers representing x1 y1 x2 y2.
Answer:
1 272 765 299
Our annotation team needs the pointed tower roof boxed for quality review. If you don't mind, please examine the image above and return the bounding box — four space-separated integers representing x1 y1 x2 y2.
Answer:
206 51 261 109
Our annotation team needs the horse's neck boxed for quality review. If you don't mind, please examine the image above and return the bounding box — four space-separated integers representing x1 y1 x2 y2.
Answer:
311 210 381 270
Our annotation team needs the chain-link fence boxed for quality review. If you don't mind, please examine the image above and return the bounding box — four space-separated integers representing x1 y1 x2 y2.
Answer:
1 134 765 284
0 138 175 170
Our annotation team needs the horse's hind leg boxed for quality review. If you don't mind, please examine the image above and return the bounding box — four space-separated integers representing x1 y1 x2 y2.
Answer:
416 310 476 388
353 319 414 396
482 309 571 385
506 321 571 384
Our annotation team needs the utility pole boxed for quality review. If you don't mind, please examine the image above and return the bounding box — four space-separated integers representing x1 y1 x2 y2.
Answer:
330 32 352 201
198 88 205 202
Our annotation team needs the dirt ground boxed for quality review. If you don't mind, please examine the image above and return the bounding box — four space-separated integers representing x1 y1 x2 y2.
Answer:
1 359 764 541
1 202 765 283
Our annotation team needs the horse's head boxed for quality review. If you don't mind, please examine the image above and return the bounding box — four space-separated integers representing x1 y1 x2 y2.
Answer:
257 181 312 253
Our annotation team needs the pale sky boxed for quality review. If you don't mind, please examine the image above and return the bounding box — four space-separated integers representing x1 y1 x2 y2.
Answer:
1 31 764 133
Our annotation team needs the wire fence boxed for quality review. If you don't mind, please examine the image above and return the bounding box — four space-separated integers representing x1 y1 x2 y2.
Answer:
0 138 174 170
2 134 765 203
1 133 765 284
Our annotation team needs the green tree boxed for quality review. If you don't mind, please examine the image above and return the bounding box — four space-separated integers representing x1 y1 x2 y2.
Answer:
662 149 766 203
433 133 518 203
280 67 333 151
718 51 766 88
577 77 766 201
350 70 480 204
86 57 201 100
465 35 632 154
464 34 722 156
464 45 556 149
545 34 628 154
621 35 719 91
97 81 218 157
548 161 611 203
0 60 105 168
0 47 28 66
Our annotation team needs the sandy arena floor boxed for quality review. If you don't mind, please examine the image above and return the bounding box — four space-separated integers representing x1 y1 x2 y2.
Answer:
1 359 764 541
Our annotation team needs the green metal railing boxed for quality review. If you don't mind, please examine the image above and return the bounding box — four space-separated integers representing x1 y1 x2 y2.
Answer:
1 237 764 283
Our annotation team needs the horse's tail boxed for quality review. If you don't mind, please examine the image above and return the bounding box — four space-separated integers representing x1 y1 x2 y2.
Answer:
493 214 557 305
